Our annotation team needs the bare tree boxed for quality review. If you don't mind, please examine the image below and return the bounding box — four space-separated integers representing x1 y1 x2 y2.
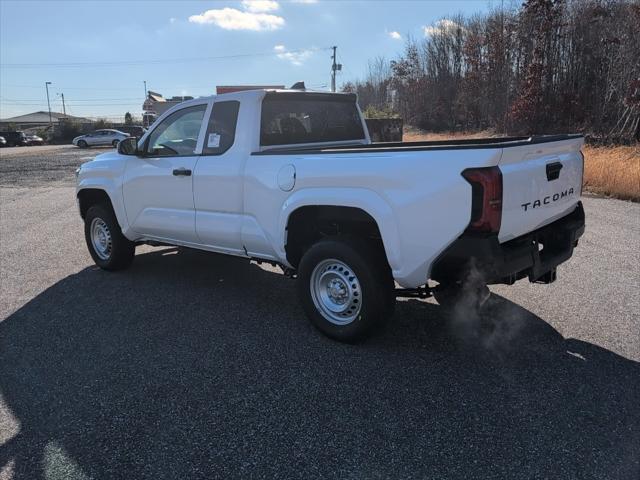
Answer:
344 0 639 142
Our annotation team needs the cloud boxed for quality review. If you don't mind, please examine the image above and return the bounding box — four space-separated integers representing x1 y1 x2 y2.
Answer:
274 45 312 66
388 31 401 40
169 17 176 24
242 0 279 12
290 0 318 3
423 19 464 37
188 7 285 31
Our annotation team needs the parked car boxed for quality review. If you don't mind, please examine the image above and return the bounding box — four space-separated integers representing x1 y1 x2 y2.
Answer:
0 131 28 147
73 129 129 148
76 89 585 343
25 134 45 146
116 125 146 138
0 136 6 147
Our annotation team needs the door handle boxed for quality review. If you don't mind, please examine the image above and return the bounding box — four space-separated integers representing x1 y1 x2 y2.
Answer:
172 168 192 177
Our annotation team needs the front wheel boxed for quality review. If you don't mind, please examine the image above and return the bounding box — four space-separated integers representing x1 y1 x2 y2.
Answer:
84 204 135 270
297 237 395 343
77 140 88 148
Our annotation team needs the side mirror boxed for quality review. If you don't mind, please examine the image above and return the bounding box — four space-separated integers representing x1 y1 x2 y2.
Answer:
118 136 139 155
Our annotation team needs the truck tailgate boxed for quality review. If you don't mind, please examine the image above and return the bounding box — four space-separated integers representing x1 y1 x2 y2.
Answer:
498 136 584 243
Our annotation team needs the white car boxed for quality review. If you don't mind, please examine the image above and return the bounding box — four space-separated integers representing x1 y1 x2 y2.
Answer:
73 129 129 148
76 89 585 342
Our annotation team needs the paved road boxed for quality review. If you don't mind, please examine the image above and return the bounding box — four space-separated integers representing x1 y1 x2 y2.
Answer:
1 146 639 479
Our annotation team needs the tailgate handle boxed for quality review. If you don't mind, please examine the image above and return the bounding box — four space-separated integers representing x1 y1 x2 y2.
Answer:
546 162 563 181
172 168 192 177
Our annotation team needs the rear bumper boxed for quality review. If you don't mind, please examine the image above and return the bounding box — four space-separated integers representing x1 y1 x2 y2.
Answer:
431 201 585 285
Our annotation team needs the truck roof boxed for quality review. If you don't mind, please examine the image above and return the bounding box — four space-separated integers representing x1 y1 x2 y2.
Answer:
177 88 355 107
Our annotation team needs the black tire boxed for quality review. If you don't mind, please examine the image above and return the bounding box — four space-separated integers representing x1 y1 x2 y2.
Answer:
297 237 395 343
84 203 135 271
77 140 88 148
112 139 119 148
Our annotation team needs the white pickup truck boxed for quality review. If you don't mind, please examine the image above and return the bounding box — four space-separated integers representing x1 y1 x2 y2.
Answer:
76 88 585 342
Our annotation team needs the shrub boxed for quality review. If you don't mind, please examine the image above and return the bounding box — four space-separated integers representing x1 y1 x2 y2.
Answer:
363 105 400 119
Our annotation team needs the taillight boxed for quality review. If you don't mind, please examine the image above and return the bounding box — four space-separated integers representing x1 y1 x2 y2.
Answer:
462 166 503 234
579 150 584 196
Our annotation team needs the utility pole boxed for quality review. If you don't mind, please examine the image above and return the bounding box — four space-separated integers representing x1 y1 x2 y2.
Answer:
45 82 52 128
60 93 66 116
330 46 342 92
143 81 149 127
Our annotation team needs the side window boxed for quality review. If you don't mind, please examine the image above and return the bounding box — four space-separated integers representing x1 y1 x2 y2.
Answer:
145 104 207 157
202 101 240 155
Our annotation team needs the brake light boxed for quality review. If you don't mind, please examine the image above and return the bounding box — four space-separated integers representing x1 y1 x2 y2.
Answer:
462 166 503 234
579 150 584 196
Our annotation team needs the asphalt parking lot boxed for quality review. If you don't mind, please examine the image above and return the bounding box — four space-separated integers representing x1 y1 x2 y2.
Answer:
1 145 639 479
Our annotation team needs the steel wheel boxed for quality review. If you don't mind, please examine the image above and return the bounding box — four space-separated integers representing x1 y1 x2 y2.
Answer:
310 259 362 325
90 217 112 260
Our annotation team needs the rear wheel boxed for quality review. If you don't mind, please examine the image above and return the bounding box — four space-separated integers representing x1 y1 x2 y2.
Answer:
77 140 88 148
84 204 135 270
298 237 394 343
112 139 119 148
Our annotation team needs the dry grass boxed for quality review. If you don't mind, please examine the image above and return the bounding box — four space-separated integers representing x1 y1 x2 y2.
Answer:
582 145 640 201
403 127 640 201
403 127 498 142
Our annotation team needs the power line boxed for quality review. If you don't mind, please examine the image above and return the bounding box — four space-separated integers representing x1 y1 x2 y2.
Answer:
0 84 215 91
1 84 148 90
1 97 144 102
1 47 331 69
1 102 142 106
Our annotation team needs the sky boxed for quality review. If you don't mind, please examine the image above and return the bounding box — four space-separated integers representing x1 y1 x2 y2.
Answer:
0 0 492 121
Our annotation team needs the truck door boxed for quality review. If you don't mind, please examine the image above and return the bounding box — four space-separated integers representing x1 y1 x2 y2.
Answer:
122 103 207 243
192 100 245 255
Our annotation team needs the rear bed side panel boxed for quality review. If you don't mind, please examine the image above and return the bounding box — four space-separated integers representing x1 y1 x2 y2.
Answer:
498 137 584 243
243 148 503 288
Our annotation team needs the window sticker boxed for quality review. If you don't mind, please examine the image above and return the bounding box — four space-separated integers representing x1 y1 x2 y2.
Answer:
207 133 221 148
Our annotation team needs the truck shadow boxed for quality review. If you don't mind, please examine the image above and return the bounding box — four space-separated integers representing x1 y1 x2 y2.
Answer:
1 248 638 479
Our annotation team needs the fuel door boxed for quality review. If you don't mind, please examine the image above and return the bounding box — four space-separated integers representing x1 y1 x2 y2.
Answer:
277 164 296 192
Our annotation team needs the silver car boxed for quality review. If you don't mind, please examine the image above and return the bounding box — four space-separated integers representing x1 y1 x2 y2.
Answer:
73 129 129 148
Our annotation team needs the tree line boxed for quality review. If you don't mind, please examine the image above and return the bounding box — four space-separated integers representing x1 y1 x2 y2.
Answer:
343 0 640 142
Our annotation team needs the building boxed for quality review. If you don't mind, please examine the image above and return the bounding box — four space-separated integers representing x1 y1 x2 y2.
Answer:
0 111 91 131
142 91 194 127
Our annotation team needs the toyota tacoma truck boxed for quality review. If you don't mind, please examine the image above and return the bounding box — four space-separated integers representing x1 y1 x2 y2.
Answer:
76 88 585 342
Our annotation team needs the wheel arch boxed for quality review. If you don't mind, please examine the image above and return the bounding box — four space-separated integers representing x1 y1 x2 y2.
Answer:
280 190 402 272
76 185 131 239
77 188 112 219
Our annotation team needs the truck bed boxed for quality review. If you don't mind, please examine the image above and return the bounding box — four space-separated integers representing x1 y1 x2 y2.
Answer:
254 134 584 155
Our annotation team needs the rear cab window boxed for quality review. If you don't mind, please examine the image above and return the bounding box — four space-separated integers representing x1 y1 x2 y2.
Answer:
203 101 240 155
260 92 366 147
